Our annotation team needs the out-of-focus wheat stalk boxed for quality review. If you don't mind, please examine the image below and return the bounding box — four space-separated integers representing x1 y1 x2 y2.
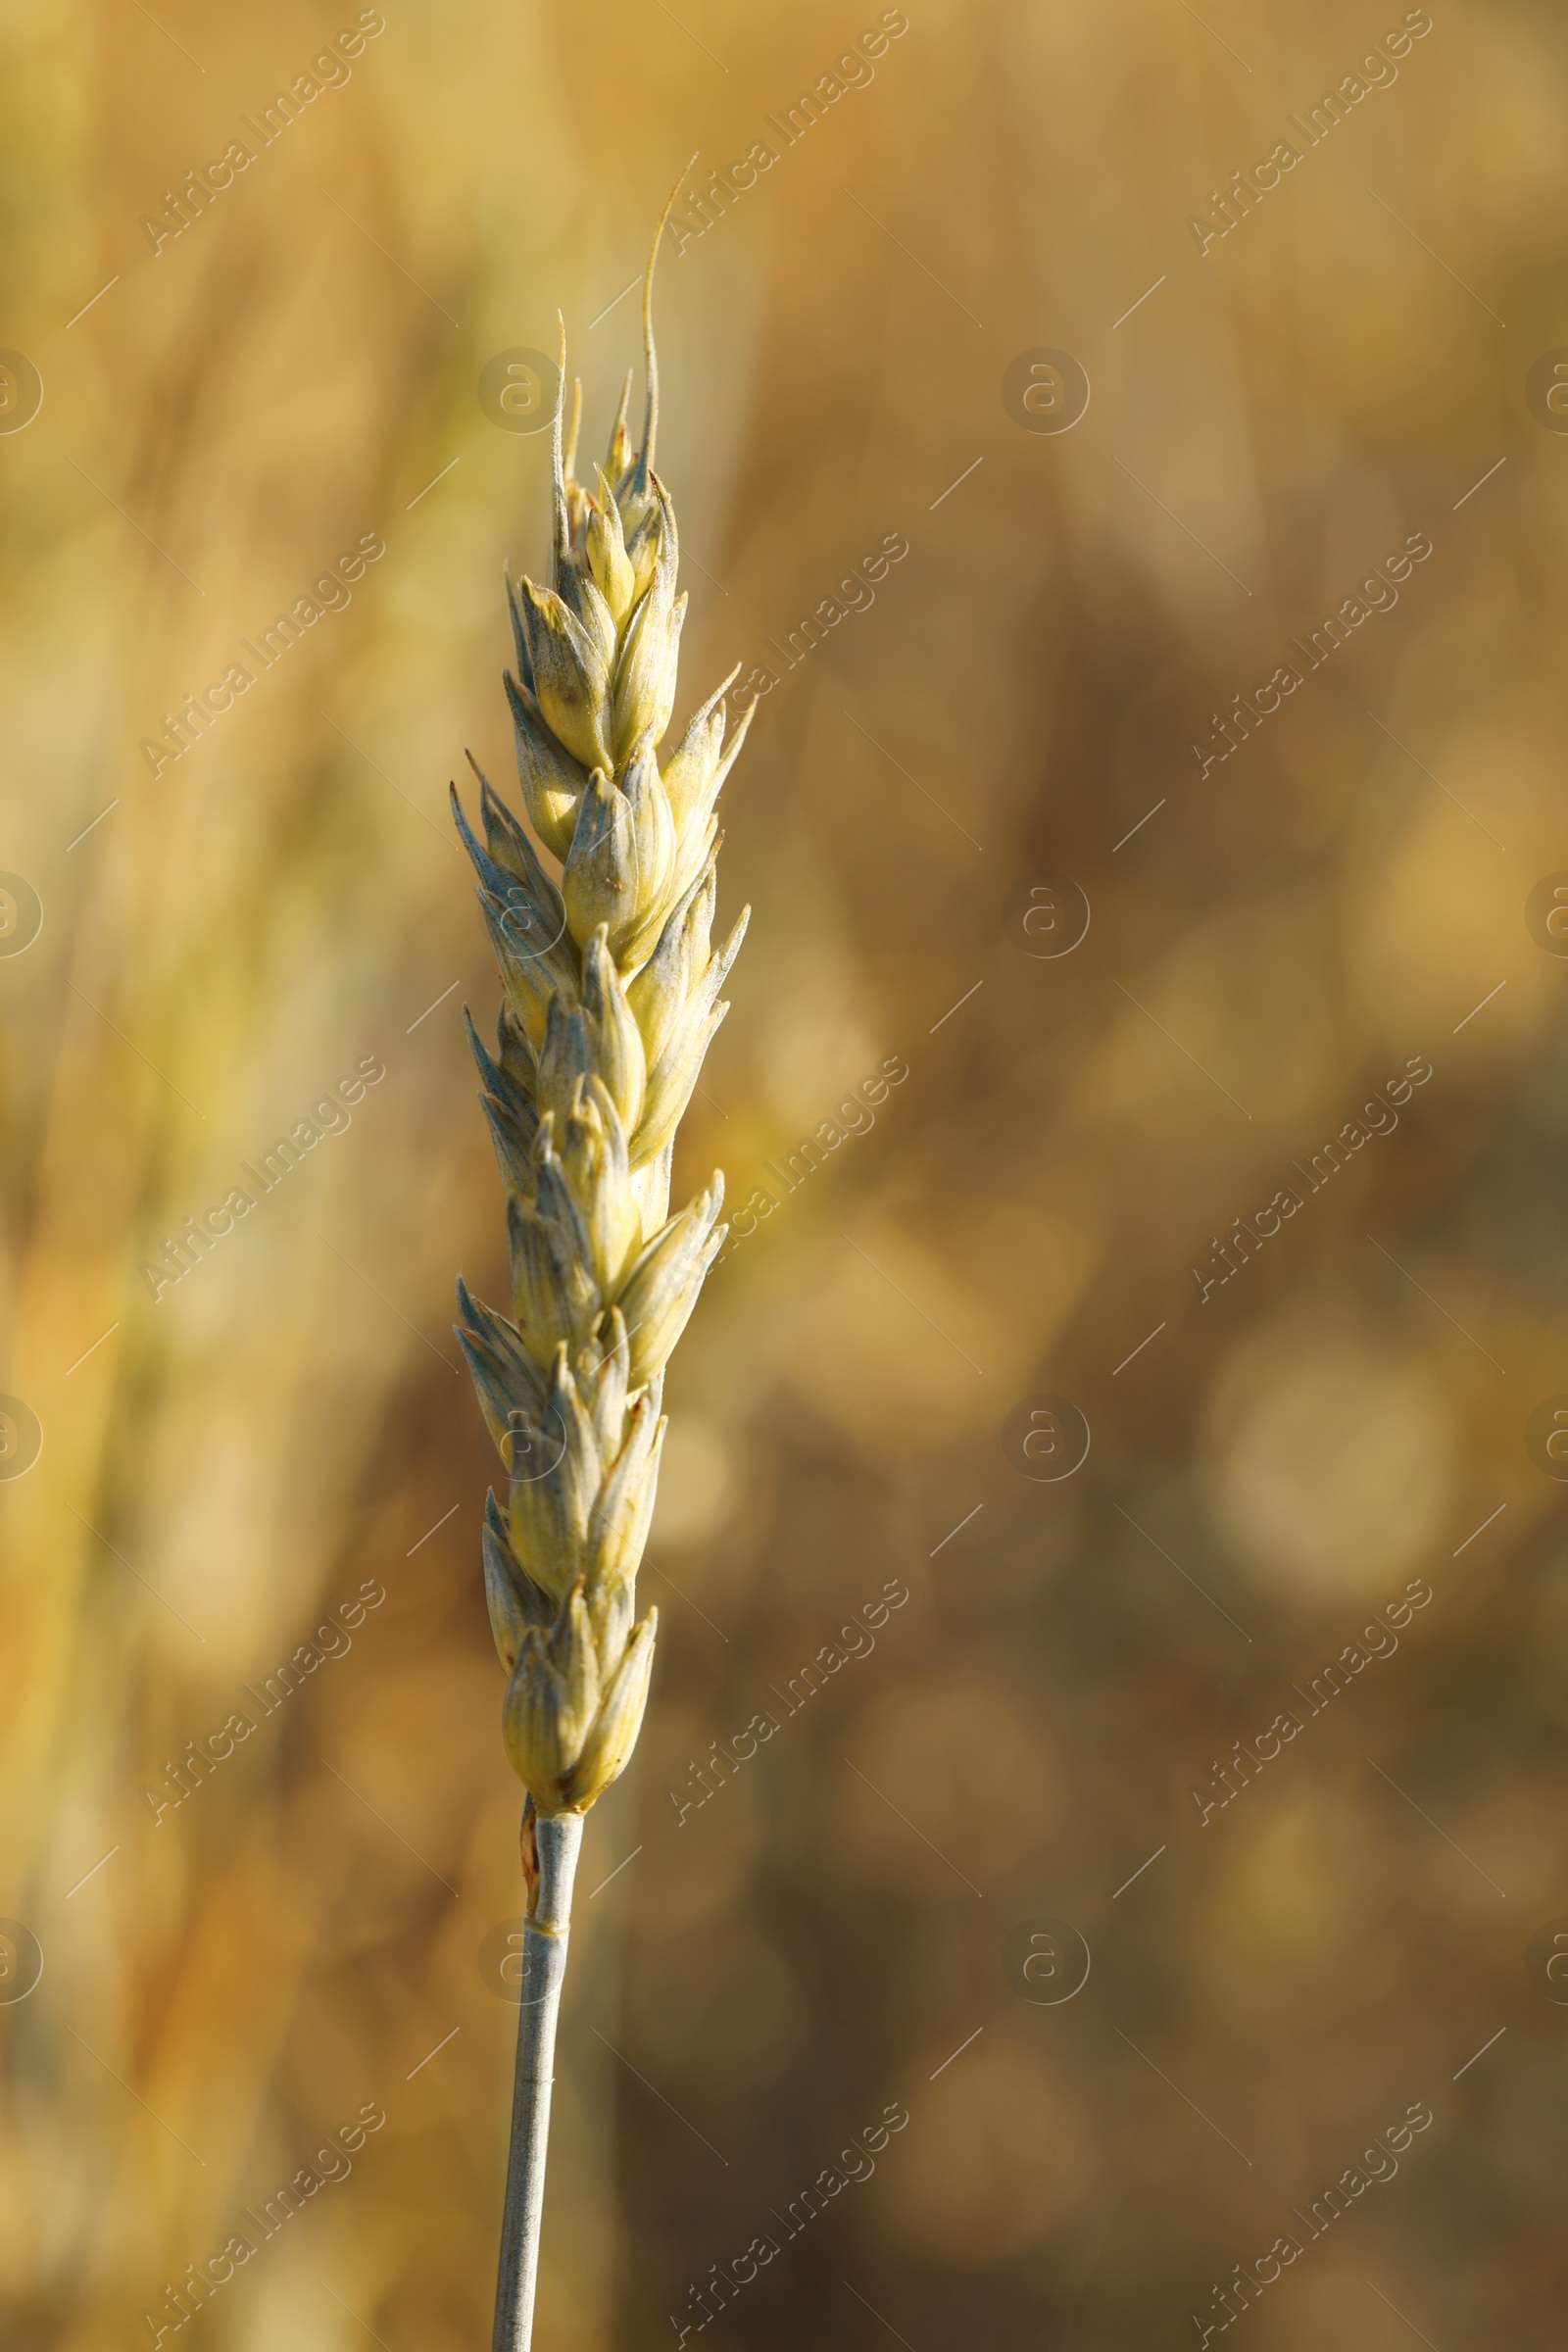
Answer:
451 178 751 2352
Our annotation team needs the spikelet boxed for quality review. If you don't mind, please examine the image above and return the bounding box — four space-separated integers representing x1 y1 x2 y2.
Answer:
455 207 750 1818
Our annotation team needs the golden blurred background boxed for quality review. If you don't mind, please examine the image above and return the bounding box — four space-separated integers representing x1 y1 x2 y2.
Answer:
4 0 1568 2345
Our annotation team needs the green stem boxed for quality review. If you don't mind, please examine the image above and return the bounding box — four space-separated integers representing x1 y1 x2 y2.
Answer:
491 1810 584 2352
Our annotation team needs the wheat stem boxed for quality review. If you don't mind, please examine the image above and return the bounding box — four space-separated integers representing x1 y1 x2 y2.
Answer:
492 1808 584 2352
456 165 746 2350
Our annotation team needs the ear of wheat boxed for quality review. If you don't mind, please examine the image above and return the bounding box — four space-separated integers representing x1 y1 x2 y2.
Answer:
454 181 751 2352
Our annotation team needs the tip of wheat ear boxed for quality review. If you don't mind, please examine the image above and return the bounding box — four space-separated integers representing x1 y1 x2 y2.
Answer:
456 160 747 1818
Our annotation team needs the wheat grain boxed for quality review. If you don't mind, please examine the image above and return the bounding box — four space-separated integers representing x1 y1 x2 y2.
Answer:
454 173 749 2352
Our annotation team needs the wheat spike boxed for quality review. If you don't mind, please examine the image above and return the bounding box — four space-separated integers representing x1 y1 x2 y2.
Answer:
456 172 748 2352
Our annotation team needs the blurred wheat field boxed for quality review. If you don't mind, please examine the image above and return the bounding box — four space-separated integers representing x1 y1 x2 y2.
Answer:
4 0 1568 2346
